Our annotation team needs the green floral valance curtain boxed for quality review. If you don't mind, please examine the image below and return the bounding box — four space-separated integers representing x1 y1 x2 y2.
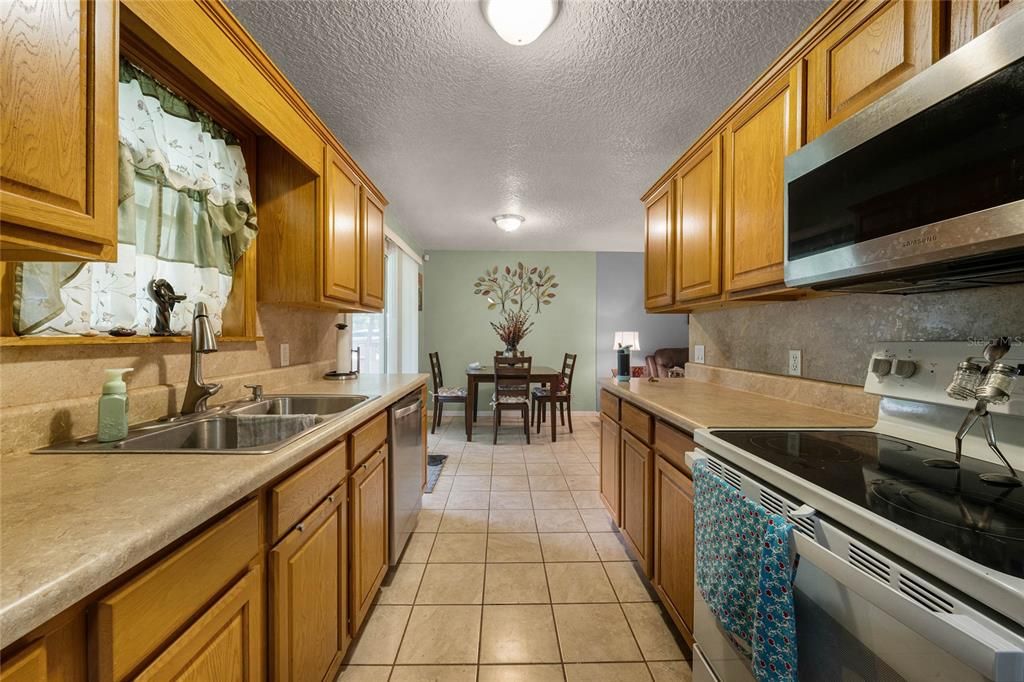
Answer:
14 58 258 336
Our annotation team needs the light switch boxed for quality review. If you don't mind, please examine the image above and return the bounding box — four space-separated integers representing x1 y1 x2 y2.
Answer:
694 345 705 364
280 343 290 367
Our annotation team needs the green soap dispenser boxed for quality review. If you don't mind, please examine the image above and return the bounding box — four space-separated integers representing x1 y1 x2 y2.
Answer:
97 368 134 442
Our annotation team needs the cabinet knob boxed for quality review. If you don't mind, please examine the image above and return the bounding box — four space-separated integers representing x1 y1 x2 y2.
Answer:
296 523 305 532
328 494 335 503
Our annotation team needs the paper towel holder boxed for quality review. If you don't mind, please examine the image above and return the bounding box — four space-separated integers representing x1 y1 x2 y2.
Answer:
324 322 360 380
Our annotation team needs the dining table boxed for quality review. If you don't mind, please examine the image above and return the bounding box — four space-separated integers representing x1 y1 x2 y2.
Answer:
465 364 562 442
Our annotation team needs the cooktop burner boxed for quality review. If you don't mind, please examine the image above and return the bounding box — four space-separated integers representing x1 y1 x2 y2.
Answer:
711 429 1024 578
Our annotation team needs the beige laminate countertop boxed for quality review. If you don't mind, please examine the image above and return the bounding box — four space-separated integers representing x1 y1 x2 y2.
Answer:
0 373 427 648
600 377 876 432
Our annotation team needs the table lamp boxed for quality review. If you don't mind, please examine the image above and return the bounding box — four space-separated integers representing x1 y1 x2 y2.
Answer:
613 332 640 381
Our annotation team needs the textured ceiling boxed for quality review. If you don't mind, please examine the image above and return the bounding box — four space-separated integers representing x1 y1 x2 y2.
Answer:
227 0 830 252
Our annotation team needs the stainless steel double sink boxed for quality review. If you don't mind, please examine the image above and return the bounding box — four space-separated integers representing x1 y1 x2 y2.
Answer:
36 394 379 455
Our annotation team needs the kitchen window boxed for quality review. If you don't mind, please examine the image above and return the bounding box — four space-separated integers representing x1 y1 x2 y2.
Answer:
10 56 257 340
351 234 421 373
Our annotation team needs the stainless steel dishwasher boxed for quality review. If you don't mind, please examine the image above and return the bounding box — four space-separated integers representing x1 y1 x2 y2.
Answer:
388 390 423 565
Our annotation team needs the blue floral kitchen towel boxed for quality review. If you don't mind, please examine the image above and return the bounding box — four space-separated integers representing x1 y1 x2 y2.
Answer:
693 459 798 682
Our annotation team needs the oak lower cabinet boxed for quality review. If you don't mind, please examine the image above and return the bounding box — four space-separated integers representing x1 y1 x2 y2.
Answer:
0 0 118 262
350 446 389 634
0 642 47 682
805 0 937 142
644 181 674 309
653 456 696 647
270 484 348 682
619 429 654 577
722 66 801 294
135 566 263 682
599 414 621 524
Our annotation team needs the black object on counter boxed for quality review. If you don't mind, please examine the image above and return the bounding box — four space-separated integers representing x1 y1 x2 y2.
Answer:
148 279 186 336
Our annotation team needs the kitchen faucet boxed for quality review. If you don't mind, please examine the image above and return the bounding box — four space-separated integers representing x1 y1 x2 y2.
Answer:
181 302 221 414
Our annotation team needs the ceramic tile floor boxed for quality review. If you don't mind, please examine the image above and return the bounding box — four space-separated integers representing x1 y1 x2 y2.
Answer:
337 414 693 682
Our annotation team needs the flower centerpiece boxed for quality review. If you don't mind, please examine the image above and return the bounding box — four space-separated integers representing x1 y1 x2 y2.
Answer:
490 310 533 355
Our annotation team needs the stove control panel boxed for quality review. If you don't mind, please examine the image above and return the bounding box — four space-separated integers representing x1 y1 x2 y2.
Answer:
864 341 1021 416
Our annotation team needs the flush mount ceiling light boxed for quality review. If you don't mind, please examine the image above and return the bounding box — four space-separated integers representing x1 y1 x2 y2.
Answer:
493 214 525 232
481 0 559 46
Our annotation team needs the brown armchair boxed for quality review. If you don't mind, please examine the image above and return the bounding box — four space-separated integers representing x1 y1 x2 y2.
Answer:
645 348 688 378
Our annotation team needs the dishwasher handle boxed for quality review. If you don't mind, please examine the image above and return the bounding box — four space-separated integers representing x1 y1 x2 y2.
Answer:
392 398 422 420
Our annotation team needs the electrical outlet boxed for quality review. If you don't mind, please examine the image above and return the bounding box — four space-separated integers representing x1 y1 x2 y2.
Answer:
280 343 290 367
694 345 705 364
788 350 802 376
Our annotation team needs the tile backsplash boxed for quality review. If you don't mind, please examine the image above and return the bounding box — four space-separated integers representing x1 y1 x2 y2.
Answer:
689 283 1024 386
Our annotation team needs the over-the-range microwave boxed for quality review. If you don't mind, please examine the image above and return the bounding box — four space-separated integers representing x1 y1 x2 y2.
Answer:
784 10 1024 294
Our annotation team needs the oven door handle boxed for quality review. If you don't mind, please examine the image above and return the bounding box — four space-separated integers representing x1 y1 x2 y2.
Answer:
792 528 1024 682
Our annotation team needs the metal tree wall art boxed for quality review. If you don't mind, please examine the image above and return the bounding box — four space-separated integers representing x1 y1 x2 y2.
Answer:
473 263 559 314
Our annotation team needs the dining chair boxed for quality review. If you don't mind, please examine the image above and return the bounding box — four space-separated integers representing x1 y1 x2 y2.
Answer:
532 353 577 434
492 355 532 444
428 352 467 433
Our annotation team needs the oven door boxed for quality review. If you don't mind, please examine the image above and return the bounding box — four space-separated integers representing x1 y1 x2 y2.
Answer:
690 451 1024 682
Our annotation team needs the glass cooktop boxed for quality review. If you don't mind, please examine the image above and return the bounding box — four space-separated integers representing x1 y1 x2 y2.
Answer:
710 430 1024 578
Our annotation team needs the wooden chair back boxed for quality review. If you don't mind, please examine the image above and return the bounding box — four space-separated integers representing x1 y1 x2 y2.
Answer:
428 352 444 391
560 353 578 393
495 350 525 358
494 355 532 402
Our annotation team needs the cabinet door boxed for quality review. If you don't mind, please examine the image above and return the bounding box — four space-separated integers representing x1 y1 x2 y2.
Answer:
270 485 347 682
0 641 46 682
948 0 1023 53
620 429 653 576
135 566 263 682
674 136 722 304
723 66 801 294
0 0 118 261
360 190 385 310
350 446 388 634
806 0 936 141
599 414 621 524
324 148 361 304
654 456 695 645
644 182 674 309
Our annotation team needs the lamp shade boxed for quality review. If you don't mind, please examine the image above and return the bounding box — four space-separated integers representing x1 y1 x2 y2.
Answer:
613 331 640 351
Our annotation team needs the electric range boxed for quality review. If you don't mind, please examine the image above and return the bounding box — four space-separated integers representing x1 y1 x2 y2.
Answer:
692 342 1024 682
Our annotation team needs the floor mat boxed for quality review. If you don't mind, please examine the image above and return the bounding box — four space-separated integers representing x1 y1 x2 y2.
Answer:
424 454 448 493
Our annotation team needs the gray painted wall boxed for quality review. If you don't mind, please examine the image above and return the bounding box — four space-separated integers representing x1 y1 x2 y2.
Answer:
595 252 689 406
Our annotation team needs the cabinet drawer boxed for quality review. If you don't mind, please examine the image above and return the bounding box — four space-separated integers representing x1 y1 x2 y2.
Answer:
621 401 653 444
270 440 347 543
135 565 263 682
94 500 259 682
600 390 620 421
654 421 695 476
0 640 46 682
350 412 388 469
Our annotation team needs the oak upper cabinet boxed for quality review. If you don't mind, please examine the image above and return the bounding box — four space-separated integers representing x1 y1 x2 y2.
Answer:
350 446 388 634
674 136 723 304
0 0 118 261
948 0 1023 53
723 66 801 294
805 0 936 141
599 414 621 524
644 181 674 309
135 566 263 682
360 190 385 309
324 149 362 305
620 429 654 576
270 484 348 682
653 456 695 646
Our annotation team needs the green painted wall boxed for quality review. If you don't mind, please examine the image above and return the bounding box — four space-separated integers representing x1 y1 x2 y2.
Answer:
421 251 597 412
